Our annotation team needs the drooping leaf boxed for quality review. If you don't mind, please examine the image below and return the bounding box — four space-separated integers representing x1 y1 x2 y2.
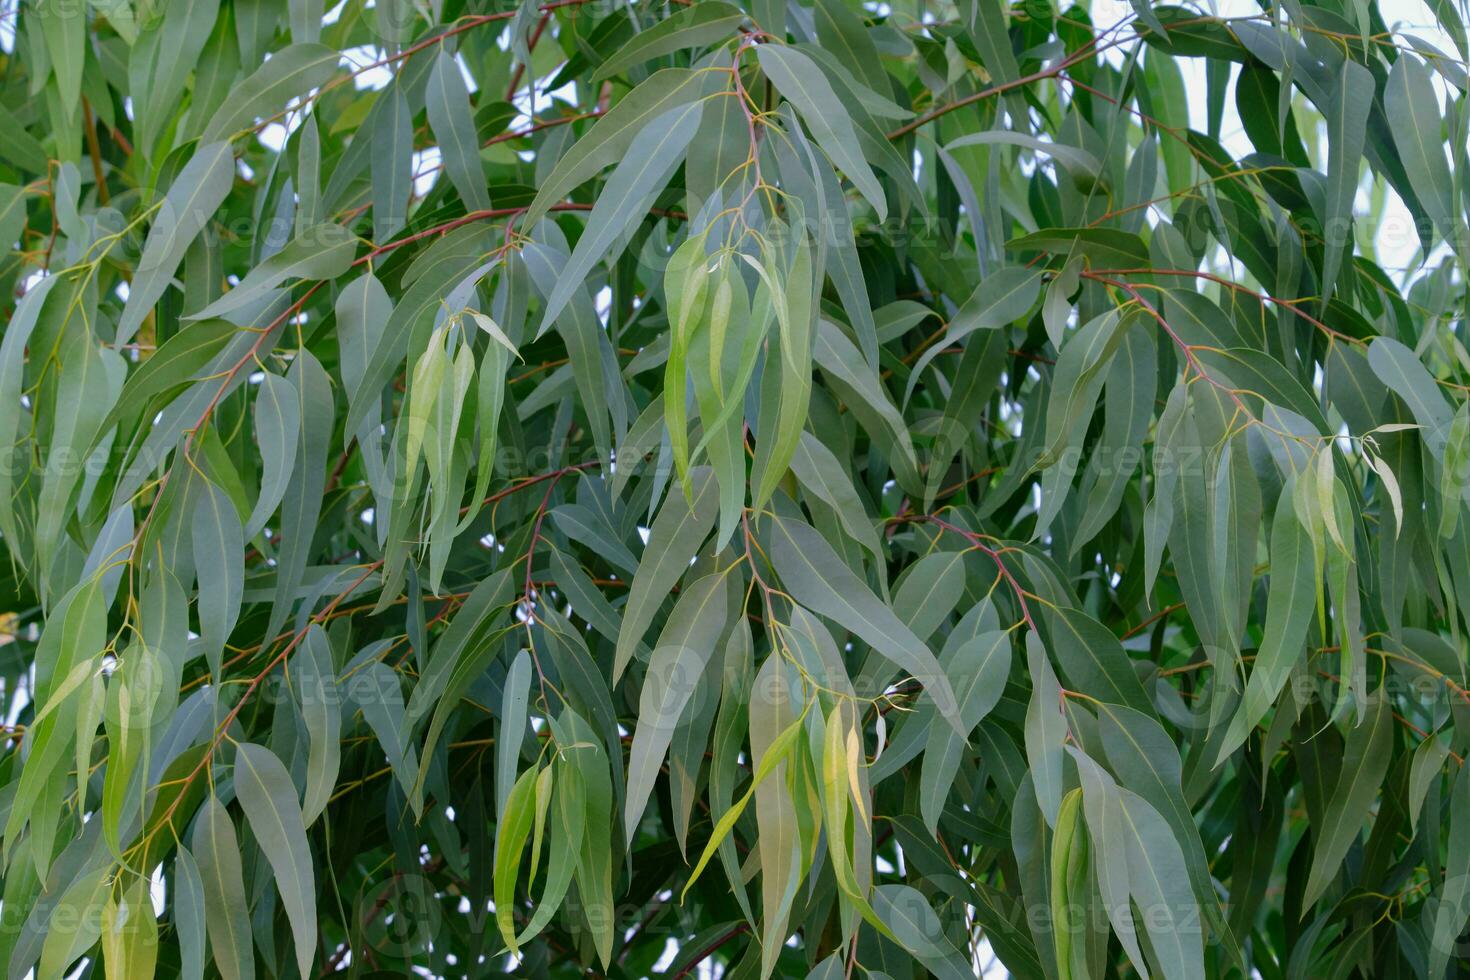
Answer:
232 743 317 980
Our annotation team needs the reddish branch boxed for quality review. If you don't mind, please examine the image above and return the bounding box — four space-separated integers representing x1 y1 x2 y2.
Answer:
891 513 1038 630
671 923 751 979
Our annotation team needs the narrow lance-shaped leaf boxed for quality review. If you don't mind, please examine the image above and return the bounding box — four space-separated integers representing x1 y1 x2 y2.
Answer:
200 43 341 144
233 742 318 980
119 142 235 343
768 513 962 732
192 476 243 679
538 100 703 332
613 467 718 681
624 571 730 845
1302 689 1394 908
192 796 255 980
427 50 491 213
297 625 340 826
1320 59 1373 300
757 44 887 221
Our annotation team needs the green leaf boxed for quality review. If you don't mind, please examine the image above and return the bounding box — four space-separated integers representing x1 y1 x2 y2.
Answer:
1302 688 1394 909
1024 633 1066 826
9 9 1470 977
426 51 491 213
758 44 887 220
537 99 703 331
372 80 413 243
1385 55 1456 242
1115 786 1206 979
522 67 721 228
1430 761 1470 978
1321 58 1374 298
192 476 243 678
38 0 84 117
1007 227 1150 268
919 629 1010 834
872 884 977 979
947 131 1103 181
614 467 719 681
904 266 1044 402
200 43 341 144
497 648 532 821
790 431 883 559
768 513 961 731
1221 479 1318 761
187 224 356 321
592 2 744 82
349 660 420 805
118 141 236 342
193 796 255 980
1044 605 1153 717
174 846 208 980
624 571 730 845
297 625 340 825
244 371 299 539
233 742 317 980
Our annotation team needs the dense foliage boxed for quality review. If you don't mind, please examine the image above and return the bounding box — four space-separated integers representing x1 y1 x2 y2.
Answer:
2 0 1470 976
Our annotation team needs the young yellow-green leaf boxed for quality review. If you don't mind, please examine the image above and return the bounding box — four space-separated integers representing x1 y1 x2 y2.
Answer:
1049 788 1089 980
681 704 807 902
820 701 892 940
102 875 159 980
494 763 541 954
514 759 586 945
751 219 817 507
